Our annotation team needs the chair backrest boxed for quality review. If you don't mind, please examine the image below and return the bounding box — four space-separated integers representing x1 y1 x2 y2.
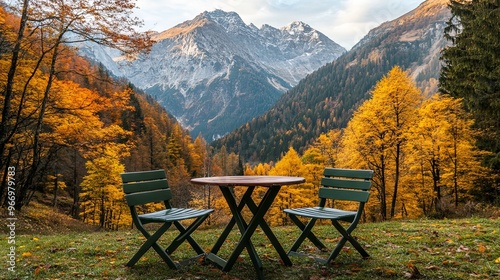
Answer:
319 168 374 204
120 170 173 206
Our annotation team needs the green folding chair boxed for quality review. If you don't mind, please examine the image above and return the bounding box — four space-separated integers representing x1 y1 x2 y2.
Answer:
121 170 213 269
284 168 373 264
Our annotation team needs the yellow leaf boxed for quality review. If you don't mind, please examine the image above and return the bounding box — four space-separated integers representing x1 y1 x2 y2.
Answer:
32 237 39 241
495 257 500 264
384 269 397 276
22 252 32 258
478 244 487 253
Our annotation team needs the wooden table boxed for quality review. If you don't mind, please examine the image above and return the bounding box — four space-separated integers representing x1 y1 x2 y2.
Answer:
191 175 305 279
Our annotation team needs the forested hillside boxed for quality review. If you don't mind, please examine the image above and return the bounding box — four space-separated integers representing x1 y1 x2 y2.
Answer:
0 2 227 230
212 0 450 163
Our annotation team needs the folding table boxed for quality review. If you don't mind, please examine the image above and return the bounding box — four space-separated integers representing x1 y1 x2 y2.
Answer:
191 175 305 279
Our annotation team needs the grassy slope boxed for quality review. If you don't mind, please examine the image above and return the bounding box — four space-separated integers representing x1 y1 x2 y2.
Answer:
1 204 499 279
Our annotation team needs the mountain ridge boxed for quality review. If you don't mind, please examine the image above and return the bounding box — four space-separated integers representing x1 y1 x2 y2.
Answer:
87 9 345 140
212 0 452 163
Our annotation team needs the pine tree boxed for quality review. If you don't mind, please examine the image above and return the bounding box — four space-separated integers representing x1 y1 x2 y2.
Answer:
440 0 500 169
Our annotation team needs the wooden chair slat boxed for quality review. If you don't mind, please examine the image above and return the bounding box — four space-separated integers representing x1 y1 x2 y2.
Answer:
321 177 372 190
124 189 173 206
323 168 373 179
123 179 169 194
318 188 371 202
121 169 166 183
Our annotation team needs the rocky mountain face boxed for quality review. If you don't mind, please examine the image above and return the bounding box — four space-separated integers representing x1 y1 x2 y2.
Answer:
85 10 346 140
352 0 451 96
213 0 452 163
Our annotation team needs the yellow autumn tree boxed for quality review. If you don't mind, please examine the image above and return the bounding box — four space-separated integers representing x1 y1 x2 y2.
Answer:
306 129 343 168
79 144 129 229
406 94 487 216
245 163 272 175
339 66 422 220
301 129 344 209
266 147 313 226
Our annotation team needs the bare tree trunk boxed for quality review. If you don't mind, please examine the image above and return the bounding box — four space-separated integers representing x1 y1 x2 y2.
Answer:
390 143 401 218
19 41 61 210
52 167 58 208
0 0 30 160
380 154 387 220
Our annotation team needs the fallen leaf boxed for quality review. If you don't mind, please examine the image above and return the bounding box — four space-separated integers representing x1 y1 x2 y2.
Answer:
456 245 469 252
50 248 64 253
478 244 487 253
407 249 419 256
22 252 32 258
495 257 500 264
385 269 397 276
406 263 422 278
442 260 460 266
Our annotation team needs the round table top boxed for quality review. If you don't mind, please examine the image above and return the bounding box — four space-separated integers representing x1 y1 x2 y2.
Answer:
190 175 305 187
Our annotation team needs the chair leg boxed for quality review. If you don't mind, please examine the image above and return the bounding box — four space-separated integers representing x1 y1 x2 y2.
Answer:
288 215 326 253
167 215 210 255
128 222 178 269
325 220 369 264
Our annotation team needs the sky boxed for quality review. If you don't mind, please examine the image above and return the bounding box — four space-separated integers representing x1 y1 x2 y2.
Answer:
133 0 425 50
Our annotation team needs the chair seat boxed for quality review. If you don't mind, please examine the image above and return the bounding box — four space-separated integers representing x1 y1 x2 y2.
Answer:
139 208 214 223
284 207 356 221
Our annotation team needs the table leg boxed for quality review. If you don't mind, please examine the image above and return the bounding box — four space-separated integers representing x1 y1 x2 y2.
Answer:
223 186 280 272
245 189 293 266
219 186 263 276
209 186 255 255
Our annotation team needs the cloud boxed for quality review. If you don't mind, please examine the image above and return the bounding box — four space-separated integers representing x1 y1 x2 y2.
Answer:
134 0 423 49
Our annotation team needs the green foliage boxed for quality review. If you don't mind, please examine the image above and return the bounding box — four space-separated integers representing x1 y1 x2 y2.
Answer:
440 0 500 160
440 0 500 204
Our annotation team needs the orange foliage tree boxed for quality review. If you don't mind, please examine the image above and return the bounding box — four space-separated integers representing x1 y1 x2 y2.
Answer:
0 0 151 210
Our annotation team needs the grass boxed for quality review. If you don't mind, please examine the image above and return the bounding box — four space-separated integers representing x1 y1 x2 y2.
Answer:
2 214 499 280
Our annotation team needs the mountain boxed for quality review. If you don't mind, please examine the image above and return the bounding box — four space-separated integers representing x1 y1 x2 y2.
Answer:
212 0 451 163
85 10 346 140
